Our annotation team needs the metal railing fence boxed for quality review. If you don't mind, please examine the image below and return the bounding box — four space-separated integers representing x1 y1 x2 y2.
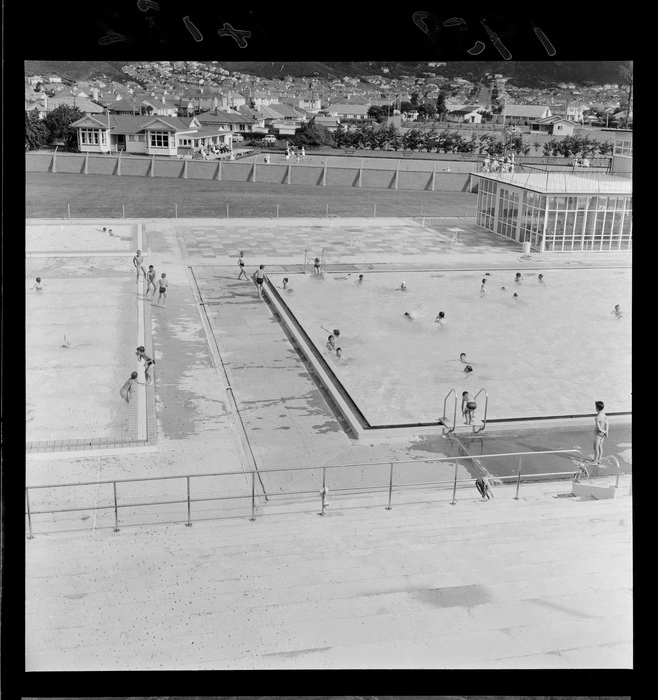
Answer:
27 202 478 221
25 449 623 538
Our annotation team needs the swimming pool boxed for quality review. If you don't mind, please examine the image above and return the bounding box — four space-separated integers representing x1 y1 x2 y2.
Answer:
270 268 631 426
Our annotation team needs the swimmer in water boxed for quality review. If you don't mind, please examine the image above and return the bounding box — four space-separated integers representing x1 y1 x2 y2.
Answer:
611 304 623 320
499 286 507 292
356 274 365 285
513 292 521 302
459 353 471 365
463 364 474 374
538 274 544 283
335 347 343 359
282 277 290 291
313 257 322 275
31 277 45 291
515 272 523 283
434 311 446 326
400 281 407 291
321 326 341 339
480 278 487 297
327 334 335 349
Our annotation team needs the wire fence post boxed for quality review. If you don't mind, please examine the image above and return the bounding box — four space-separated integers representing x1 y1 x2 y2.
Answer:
450 461 459 505
185 476 192 526
26 489 34 540
373 203 376 218
249 471 256 521
276 203 279 218
420 204 423 218
175 203 178 219
325 203 329 218
319 467 327 516
226 202 229 219
386 463 394 510
67 203 71 219
514 456 523 500
122 203 126 219
113 482 120 532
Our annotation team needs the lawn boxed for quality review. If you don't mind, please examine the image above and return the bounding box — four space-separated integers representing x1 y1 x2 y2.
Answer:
26 172 477 219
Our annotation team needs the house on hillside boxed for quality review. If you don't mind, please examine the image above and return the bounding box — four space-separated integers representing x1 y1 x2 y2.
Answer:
531 116 578 136
43 95 106 116
313 116 340 132
196 108 257 133
500 104 551 126
325 103 371 120
71 114 232 156
446 105 486 124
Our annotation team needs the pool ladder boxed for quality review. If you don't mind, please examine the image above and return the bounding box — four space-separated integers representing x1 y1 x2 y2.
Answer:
441 387 489 434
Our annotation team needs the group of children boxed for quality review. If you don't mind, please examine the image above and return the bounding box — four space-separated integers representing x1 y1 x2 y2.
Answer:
119 346 155 404
133 250 168 307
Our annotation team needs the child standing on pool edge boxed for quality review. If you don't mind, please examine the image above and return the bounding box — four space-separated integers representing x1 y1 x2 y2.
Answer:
238 251 248 280
461 391 477 425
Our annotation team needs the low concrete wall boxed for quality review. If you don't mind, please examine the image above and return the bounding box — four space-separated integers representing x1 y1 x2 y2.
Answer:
119 157 151 178
25 152 472 192
187 160 219 181
88 155 119 176
26 153 56 172
254 164 289 185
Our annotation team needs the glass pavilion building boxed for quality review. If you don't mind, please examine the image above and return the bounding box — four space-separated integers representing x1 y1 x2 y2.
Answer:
472 135 632 252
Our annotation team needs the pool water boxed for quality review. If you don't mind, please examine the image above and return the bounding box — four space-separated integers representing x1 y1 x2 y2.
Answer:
271 269 632 425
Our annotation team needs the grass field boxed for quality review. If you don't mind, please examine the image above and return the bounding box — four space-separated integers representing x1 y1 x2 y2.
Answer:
26 172 477 219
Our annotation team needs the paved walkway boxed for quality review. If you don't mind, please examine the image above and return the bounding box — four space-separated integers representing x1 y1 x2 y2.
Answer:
26 477 632 669
25 215 632 669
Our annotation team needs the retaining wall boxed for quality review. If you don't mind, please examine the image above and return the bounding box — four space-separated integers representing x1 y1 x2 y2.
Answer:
26 152 472 193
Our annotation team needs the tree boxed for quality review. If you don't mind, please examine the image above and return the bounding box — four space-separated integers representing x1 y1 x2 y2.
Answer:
25 109 49 151
618 60 633 128
399 101 414 114
410 91 420 107
43 104 85 150
332 123 348 148
291 121 333 148
417 103 437 121
367 105 391 123
402 127 423 151
435 91 447 120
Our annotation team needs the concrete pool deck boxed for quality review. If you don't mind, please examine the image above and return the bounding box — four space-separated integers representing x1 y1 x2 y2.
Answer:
25 215 632 669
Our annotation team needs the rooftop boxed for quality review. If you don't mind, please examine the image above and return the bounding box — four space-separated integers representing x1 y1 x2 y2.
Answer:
476 171 632 194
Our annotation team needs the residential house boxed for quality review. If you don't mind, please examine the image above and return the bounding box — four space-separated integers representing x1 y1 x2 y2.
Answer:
26 75 44 86
48 74 63 83
312 116 340 132
501 105 552 126
446 105 485 124
530 116 578 136
44 95 106 116
550 103 590 123
196 108 257 133
326 103 371 120
71 114 232 156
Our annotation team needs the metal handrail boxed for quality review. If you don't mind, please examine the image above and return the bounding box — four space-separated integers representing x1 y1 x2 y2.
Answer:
472 387 489 433
442 388 457 431
23 448 628 539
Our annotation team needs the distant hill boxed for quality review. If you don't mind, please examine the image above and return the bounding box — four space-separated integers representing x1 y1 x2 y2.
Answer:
24 60 135 83
24 60 627 89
